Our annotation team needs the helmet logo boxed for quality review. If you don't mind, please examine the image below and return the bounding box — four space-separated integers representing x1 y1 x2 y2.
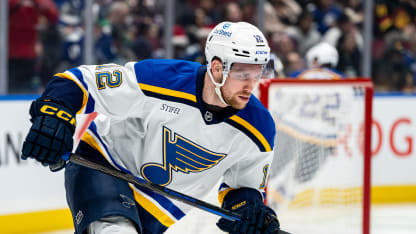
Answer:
256 51 268 54
223 23 231 29
253 35 264 43
214 28 232 37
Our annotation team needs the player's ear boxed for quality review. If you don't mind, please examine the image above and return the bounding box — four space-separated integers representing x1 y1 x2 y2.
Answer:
211 58 223 82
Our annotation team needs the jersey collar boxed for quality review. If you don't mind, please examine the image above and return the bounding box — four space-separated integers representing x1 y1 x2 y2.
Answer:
195 66 239 125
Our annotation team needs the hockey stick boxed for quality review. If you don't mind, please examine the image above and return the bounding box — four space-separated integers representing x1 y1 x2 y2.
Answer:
64 153 290 234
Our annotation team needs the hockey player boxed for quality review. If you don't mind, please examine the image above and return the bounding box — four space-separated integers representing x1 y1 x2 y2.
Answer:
21 21 279 234
289 42 344 79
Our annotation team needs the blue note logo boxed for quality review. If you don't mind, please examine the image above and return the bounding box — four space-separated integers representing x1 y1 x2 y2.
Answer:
141 126 227 186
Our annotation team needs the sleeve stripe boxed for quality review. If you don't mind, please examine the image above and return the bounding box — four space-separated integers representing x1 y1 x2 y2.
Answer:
139 83 196 103
54 72 88 114
132 185 186 220
218 188 234 205
129 185 177 227
68 67 90 90
229 115 272 152
85 94 96 113
80 131 108 160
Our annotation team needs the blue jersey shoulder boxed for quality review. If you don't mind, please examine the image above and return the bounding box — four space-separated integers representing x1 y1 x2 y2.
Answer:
134 59 202 96
229 96 276 152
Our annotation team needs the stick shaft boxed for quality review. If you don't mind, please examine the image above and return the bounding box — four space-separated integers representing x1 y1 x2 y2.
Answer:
69 154 240 221
68 154 290 234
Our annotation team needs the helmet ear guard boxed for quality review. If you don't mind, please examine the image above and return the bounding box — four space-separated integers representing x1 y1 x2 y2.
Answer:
205 22 271 105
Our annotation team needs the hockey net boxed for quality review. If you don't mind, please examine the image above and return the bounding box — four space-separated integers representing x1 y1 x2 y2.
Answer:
259 78 373 234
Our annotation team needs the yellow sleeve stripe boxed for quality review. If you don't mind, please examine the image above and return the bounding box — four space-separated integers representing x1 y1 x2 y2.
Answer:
81 131 107 157
218 188 234 205
129 185 175 227
229 115 272 152
138 83 196 103
55 72 88 114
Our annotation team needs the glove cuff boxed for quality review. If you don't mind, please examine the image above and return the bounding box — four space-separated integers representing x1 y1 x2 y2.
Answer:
222 187 263 210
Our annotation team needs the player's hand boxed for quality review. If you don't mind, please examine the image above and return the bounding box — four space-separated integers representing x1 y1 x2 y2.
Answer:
216 188 280 234
21 97 76 171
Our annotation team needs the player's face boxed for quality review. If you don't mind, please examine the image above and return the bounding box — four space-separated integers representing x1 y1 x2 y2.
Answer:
222 63 263 109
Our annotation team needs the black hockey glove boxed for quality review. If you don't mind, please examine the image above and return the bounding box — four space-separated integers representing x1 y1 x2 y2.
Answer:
216 188 280 234
21 97 76 171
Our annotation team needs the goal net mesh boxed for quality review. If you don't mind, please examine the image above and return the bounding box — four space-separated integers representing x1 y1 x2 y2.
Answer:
262 79 372 234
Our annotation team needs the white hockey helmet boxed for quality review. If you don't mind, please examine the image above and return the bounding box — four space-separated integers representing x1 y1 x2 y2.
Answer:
205 21 270 104
306 42 339 68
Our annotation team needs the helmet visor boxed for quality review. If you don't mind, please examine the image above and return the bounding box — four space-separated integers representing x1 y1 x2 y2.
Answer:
228 63 266 82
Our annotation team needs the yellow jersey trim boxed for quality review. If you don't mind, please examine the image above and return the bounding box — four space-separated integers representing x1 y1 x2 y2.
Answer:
81 131 107 157
55 72 88 114
138 83 196 103
218 188 234 205
229 115 272 152
129 184 175 227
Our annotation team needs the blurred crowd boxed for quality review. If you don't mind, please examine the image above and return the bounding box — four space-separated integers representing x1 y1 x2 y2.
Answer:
6 0 416 93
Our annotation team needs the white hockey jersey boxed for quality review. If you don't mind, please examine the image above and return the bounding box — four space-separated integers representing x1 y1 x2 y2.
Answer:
48 59 276 227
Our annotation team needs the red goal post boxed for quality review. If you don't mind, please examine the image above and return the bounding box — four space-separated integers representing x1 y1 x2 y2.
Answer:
258 78 373 234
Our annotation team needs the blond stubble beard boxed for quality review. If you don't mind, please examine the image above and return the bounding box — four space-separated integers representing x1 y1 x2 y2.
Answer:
222 88 251 110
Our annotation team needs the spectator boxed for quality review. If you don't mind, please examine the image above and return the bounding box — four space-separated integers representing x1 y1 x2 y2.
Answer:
58 4 83 70
379 48 413 91
270 33 298 65
269 0 302 26
221 2 243 22
308 0 343 34
172 25 190 59
340 0 363 26
104 1 131 63
240 0 256 24
199 0 220 25
8 0 416 92
322 13 363 50
129 23 154 61
37 18 62 90
286 11 322 56
284 51 305 76
336 30 361 77
175 0 195 27
8 0 58 93
263 1 286 34
403 31 416 85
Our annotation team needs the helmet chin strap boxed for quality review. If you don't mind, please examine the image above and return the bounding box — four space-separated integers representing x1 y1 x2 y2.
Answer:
207 64 229 106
